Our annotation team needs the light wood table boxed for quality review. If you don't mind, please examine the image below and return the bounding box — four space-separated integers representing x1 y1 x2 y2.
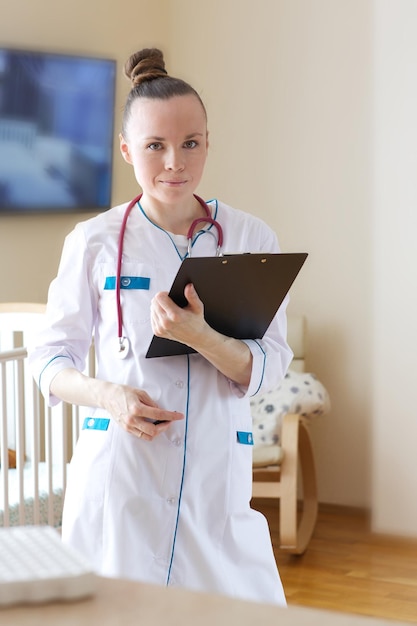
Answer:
0 576 409 626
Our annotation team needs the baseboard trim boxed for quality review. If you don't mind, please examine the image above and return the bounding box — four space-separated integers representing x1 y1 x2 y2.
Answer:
318 502 370 518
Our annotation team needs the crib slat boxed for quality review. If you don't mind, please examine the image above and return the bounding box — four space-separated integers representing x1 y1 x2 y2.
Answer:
31 378 41 525
61 407 68 497
15 356 26 525
0 349 28 527
0 360 10 527
45 405 54 527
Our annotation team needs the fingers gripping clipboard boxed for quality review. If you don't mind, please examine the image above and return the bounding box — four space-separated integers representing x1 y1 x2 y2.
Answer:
146 252 308 358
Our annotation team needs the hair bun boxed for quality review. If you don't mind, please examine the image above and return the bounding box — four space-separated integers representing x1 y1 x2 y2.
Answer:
124 48 168 87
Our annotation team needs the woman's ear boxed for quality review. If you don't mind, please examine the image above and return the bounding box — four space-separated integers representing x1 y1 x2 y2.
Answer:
119 133 133 164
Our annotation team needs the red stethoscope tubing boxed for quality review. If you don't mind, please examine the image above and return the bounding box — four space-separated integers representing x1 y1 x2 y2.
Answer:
116 193 223 345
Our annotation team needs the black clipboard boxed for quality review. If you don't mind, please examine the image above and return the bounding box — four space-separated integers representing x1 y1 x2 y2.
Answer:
146 252 308 358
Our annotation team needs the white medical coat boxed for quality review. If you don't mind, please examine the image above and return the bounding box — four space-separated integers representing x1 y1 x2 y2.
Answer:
29 198 292 605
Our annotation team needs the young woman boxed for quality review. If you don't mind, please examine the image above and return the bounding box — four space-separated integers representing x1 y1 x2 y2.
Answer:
29 48 292 606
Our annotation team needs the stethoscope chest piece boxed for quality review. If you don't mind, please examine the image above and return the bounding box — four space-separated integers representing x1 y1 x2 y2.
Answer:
117 336 130 359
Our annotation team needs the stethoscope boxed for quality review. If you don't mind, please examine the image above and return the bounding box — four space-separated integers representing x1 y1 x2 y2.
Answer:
116 193 224 358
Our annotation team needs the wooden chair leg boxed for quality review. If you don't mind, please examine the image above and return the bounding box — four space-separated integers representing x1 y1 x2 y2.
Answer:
279 413 300 551
279 414 318 555
295 420 318 553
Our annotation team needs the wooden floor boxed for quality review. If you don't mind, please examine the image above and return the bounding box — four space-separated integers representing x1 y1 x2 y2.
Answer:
254 500 417 624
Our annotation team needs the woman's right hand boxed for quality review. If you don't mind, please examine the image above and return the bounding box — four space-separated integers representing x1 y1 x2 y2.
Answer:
102 382 184 441
50 368 184 441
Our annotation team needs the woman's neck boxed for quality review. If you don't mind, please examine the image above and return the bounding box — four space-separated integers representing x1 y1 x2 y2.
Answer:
139 195 208 235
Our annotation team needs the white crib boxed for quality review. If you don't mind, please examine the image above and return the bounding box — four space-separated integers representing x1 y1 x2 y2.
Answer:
0 304 82 528
0 347 82 528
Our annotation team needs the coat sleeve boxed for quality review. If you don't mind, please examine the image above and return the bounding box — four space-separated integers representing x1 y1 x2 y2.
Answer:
28 223 97 406
228 223 293 399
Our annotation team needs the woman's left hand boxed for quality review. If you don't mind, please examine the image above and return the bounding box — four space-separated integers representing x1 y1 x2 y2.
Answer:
151 283 252 387
150 283 206 347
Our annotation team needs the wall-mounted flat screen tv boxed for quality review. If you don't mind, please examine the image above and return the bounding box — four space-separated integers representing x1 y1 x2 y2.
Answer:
0 47 116 214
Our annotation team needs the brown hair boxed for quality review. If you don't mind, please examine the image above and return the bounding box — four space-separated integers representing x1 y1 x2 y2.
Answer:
122 48 206 136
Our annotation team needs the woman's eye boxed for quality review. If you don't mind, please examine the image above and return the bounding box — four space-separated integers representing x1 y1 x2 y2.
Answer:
184 140 197 149
148 142 162 151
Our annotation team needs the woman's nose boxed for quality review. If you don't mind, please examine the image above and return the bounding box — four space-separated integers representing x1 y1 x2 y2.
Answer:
165 148 184 171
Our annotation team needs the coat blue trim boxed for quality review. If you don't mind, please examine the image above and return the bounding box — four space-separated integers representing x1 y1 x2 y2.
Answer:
138 198 219 261
251 340 267 396
166 355 190 586
38 354 73 390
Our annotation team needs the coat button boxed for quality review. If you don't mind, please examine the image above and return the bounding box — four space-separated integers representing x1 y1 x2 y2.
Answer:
167 497 176 505
175 380 184 388
121 277 131 287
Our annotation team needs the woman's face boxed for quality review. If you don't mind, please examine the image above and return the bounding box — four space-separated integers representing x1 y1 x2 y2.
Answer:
120 94 208 211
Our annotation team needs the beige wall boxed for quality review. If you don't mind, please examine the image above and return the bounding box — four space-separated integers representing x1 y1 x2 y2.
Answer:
168 0 373 510
1 0 416 535
0 0 169 301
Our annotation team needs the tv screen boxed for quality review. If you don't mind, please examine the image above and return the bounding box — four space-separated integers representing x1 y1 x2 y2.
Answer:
0 47 116 214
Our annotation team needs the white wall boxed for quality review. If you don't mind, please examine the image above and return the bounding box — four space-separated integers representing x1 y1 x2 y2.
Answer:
371 0 417 536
